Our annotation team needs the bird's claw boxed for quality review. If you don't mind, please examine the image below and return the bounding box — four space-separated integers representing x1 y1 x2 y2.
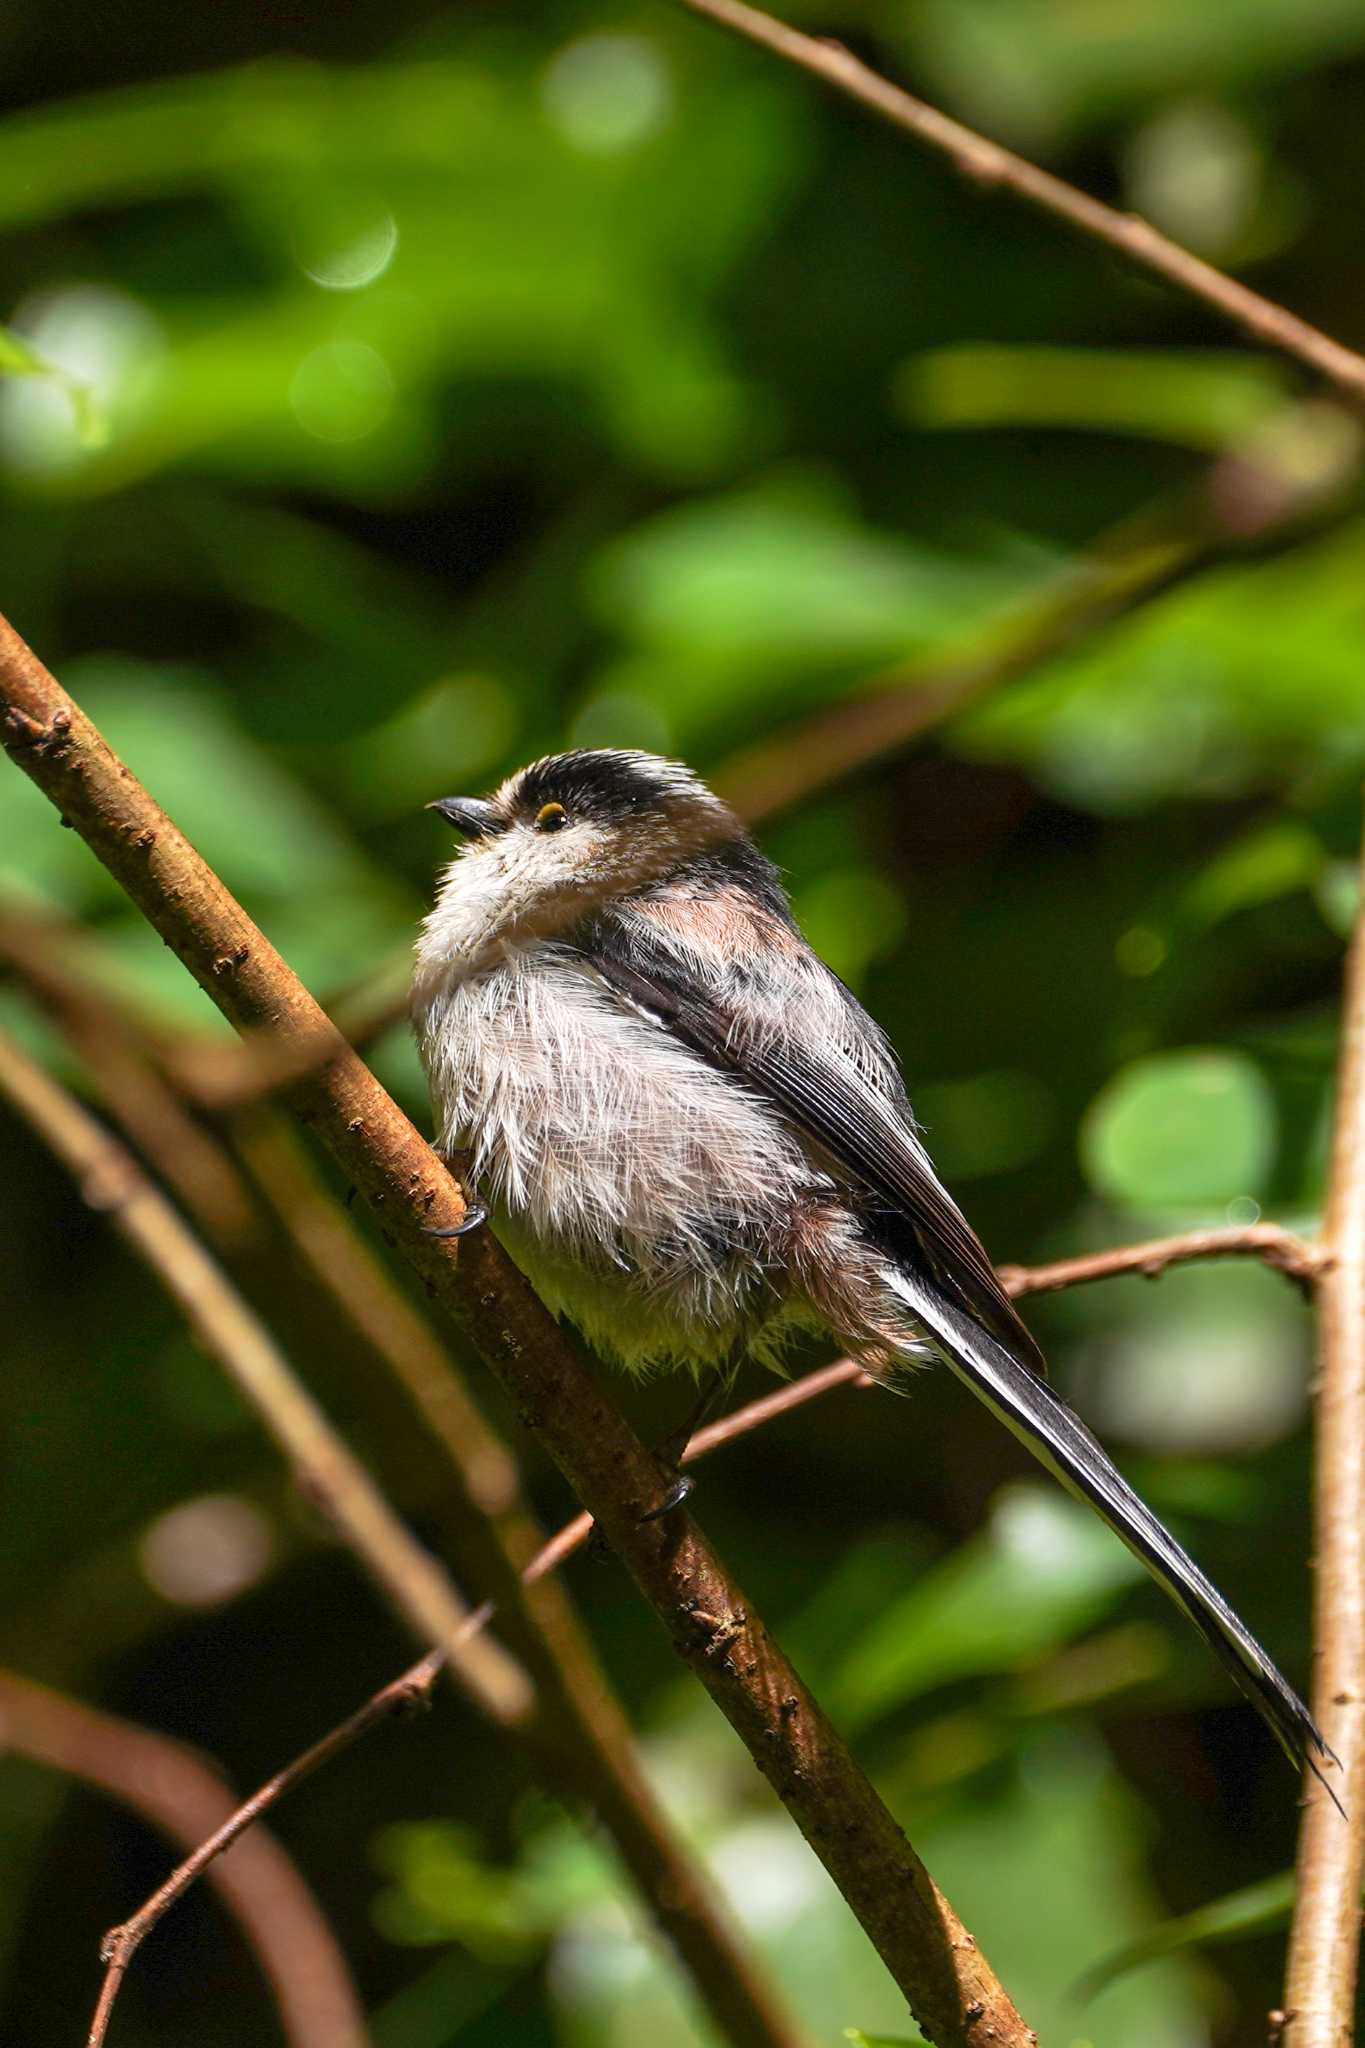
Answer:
639 1472 694 1521
424 1198 488 1239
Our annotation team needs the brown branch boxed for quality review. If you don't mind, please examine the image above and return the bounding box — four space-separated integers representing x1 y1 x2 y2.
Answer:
165 968 410 1114
234 1113 806 2048
671 0 1365 402
0 906 259 1246
0 622 1036 2043
0 1023 532 1742
1283 827 1365 2045
0 1668 369 2048
999 1223 1325 1300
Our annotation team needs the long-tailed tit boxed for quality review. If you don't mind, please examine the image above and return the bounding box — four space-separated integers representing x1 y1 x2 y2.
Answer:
412 747 1330 1781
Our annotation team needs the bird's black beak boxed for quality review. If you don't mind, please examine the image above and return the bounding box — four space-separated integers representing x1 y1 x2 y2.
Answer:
427 796 502 839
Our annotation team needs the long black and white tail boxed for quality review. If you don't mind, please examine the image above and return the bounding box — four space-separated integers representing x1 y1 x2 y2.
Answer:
886 1265 1337 1788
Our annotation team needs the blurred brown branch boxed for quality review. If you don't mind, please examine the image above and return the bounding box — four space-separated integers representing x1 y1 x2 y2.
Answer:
4 1008 801 2048
715 410 1361 825
0 907 258 1246
0 621 1035 2046
672 0 1365 402
0 1668 369 2048
1283 824 1365 2046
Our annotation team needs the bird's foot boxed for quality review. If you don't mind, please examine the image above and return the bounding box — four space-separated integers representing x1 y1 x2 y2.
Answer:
424 1195 488 1239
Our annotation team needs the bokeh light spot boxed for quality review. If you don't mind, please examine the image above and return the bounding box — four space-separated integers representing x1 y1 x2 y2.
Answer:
540 35 672 155
139 1493 274 1607
290 338 393 443
296 206 399 292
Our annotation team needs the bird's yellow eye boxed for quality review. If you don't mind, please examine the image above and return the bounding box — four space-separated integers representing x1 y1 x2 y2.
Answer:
536 801 568 832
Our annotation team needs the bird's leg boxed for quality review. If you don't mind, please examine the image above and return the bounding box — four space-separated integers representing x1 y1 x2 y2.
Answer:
640 1361 740 1521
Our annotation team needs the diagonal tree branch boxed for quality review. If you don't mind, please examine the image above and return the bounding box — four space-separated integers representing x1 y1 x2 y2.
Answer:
0 1669 369 2048
0 907 259 1246
77 1204 1332 2013
1283 826 1365 2046
670 0 1365 403
0 621 1037 2043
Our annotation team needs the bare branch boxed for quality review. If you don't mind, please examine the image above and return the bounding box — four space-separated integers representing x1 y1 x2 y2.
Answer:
671 0 1365 402
0 616 1036 2044
1000 1223 1325 1300
0 906 259 1246
85 1655 442 2048
1284 829 1365 2044
0 1668 369 2048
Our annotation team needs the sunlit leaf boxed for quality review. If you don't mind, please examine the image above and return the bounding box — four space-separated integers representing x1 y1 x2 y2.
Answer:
1080 1051 1276 1208
1179 819 1325 928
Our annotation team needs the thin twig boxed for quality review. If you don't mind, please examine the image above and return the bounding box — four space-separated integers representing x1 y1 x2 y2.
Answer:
0 1024 532 1744
999 1223 1325 1300
671 0 1365 403
0 615 1035 2047
86 1654 445 2048
0 1669 369 2048
1283 826 1365 2045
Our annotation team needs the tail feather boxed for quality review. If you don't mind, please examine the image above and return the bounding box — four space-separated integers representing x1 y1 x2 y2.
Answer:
885 1266 1338 1790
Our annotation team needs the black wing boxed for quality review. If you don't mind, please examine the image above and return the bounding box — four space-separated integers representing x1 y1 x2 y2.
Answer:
579 907 1046 1377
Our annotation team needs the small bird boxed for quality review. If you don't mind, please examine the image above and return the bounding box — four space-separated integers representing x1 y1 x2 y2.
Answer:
412 746 1329 1781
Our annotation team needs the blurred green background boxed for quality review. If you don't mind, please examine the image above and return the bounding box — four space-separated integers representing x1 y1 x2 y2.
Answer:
2 1 1364 2043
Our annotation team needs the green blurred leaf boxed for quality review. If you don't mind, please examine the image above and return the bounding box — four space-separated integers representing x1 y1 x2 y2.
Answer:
1179 819 1325 928
371 1822 556 1959
957 519 1365 813
585 469 1035 731
897 346 1287 451
1080 1050 1276 1207
1078 1868 1296 1997
835 1487 1141 1725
